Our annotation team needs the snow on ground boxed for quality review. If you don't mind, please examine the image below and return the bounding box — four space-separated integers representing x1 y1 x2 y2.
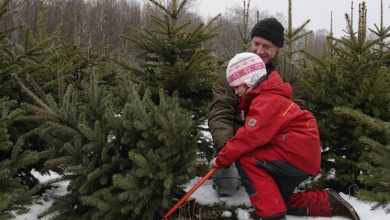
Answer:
13 171 388 220
184 177 389 220
13 170 69 220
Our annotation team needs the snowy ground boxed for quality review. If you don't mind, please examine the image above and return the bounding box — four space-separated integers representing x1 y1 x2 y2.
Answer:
184 176 389 220
13 171 69 220
13 171 388 220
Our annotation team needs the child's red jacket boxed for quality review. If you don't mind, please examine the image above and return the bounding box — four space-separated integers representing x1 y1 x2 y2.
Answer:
216 71 321 176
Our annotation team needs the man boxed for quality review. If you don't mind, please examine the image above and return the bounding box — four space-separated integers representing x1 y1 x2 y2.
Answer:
208 17 360 220
208 17 284 198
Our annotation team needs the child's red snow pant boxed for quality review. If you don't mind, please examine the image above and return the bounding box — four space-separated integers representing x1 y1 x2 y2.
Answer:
236 154 332 219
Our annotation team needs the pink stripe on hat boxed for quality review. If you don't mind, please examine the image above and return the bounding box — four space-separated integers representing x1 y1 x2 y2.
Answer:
226 52 267 88
227 62 266 84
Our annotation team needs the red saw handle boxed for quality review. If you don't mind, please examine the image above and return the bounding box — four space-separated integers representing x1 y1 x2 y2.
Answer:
162 167 218 219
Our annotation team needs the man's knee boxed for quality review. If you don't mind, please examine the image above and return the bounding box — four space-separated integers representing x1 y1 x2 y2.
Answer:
212 164 241 197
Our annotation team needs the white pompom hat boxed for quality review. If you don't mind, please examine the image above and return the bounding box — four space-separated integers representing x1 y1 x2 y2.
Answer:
226 52 267 88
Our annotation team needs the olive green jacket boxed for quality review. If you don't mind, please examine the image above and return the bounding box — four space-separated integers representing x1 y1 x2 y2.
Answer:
208 69 243 151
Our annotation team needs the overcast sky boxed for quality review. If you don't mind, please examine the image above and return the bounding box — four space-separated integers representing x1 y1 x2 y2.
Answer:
193 0 390 37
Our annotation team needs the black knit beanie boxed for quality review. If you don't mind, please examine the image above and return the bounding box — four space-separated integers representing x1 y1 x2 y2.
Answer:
250 17 284 48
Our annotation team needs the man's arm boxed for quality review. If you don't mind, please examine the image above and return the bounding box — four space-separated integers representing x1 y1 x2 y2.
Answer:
208 70 240 151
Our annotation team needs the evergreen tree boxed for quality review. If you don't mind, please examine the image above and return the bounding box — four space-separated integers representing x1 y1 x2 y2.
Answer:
18 0 123 180
0 2 44 218
15 73 198 219
237 0 251 52
0 97 40 220
334 107 389 212
280 0 312 80
1 0 113 102
86 83 198 220
1 0 112 187
299 2 390 194
119 0 218 126
278 0 312 100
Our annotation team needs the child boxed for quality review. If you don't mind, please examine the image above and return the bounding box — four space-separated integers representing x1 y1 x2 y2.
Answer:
210 52 360 220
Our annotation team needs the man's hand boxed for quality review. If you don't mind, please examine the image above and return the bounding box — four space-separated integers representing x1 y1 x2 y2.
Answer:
210 157 219 168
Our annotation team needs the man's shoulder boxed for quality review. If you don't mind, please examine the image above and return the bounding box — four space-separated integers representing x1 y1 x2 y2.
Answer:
212 69 232 92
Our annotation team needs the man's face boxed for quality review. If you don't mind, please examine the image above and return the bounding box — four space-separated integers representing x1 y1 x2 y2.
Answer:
250 36 281 64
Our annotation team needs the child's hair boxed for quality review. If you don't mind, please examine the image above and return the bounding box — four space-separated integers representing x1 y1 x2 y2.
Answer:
226 52 267 88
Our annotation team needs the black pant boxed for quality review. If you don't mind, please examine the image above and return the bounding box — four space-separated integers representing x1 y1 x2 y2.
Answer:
254 160 309 201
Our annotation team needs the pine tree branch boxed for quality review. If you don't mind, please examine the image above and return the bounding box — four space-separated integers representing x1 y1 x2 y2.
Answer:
12 74 57 117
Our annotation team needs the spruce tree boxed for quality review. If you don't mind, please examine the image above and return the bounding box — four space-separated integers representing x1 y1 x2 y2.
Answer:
15 73 198 219
299 2 389 194
334 107 389 212
119 0 218 126
4 0 199 219
281 0 312 77
1 0 111 187
0 2 43 218
0 97 40 220
278 0 312 100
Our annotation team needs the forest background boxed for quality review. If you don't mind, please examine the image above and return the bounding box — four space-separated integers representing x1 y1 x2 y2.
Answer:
0 0 389 219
